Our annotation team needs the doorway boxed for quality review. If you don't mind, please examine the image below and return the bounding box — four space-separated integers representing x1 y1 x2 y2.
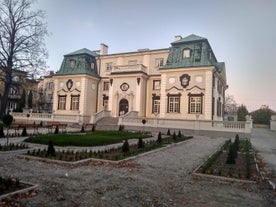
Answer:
119 98 129 116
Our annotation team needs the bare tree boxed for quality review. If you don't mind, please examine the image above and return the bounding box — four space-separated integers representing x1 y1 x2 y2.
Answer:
0 0 48 116
224 94 238 114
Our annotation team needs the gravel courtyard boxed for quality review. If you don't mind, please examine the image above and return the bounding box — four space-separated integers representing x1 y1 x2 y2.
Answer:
0 135 275 207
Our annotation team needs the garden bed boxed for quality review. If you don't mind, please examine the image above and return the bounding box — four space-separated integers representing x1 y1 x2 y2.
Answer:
195 137 260 181
0 177 38 202
0 143 28 152
24 132 193 162
24 131 151 146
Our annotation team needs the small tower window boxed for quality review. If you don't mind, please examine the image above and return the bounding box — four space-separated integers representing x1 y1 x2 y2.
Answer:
91 61 95 70
70 59 76 69
183 49 191 58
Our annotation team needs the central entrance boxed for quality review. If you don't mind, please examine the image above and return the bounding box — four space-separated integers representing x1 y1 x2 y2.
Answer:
119 98 129 116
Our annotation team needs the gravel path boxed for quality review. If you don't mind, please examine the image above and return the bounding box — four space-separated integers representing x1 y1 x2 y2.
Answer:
0 135 275 207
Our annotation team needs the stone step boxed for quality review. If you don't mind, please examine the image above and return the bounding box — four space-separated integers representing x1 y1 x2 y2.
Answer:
96 117 119 126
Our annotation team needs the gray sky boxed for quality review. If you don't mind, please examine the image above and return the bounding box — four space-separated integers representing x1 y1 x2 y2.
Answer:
33 0 276 111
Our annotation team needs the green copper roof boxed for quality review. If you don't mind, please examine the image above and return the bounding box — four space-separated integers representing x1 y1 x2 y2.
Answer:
65 48 98 57
172 34 206 44
161 34 220 70
56 48 99 77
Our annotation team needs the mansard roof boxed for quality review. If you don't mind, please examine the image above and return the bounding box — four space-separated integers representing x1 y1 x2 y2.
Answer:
172 34 207 44
65 48 98 57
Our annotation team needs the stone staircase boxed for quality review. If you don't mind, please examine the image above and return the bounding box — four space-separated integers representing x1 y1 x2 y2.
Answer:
95 117 119 131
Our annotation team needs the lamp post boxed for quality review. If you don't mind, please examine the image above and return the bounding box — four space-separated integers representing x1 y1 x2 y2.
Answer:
154 112 158 131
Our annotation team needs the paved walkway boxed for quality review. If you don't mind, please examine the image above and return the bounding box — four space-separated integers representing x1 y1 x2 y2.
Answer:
251 128 276 188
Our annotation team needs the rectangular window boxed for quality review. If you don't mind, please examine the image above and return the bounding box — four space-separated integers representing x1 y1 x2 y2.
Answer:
183 49 190 58
71 95 79 110
103 81 109 91
58 95 66 110
106 62 113 70
47 93 53 102
153 80 161 90
128 60 137 65
155 58 164 67
168 95 180 113
153 100 160 114
189 96 202 114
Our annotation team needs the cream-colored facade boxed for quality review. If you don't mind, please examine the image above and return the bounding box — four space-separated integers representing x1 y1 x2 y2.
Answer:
40 34 227 123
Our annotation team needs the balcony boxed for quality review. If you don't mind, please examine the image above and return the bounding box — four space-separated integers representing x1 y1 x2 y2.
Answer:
111 64 147 74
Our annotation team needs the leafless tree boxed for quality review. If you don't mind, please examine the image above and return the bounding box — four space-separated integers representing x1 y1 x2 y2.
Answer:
224 94 238 114
0 0 48 116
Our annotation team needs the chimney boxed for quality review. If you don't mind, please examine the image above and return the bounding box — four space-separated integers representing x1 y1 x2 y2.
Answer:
175 35 182 41
100 43 108 55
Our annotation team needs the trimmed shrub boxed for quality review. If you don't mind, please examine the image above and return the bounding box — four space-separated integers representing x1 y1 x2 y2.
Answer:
137 138 145 149
122 139 130 154
167 129 171 136
0 126 5 138
226 144 236 164
178 130 182 138
21 127 28 136
157 132 162 144
119 125 124 131
47 140 56 156
81 125 85 133
54 125 59 134
172 132 177 142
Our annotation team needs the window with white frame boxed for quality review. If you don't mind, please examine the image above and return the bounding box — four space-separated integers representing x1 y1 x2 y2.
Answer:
103 81 109 91
106 62 113 70
58 95 66 110
71 95 79 110
167 94 180 113
153 80 161 90
155 58 164 67
183 49 191 58
189 95 203 114
152 95 160 114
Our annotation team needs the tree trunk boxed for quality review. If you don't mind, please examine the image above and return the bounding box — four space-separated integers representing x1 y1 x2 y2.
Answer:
0 70 12 117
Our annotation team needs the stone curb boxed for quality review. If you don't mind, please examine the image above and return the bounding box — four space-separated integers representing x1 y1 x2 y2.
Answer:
0 181 38 201
192 141 258 184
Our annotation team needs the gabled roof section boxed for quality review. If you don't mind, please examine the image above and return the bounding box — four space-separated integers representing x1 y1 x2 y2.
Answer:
172 34 206 45
65 48 98 57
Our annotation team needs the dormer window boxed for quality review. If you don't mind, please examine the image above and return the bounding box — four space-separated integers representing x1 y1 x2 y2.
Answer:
70 59 76 69
91 61 95 70
183 49 191 58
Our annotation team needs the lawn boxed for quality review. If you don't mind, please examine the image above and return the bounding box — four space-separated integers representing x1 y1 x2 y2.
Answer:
24 131 151 146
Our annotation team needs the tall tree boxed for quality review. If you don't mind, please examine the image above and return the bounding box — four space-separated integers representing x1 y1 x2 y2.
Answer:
237 104 248 121
0 0 48 116
224 94 238 114
251 105 276 125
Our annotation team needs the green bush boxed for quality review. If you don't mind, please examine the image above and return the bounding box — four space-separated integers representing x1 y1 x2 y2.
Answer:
226 144 236 164
157 132 162 144
137 138 145 149
21 127 28 136
172 132 177 142
167 129 171 136
0 126 5 138
122 139 130 154
178 130 182 138
47 140 56 156
54 125 59 134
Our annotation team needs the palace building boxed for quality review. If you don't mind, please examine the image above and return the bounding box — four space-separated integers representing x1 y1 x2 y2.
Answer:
39 34 227 124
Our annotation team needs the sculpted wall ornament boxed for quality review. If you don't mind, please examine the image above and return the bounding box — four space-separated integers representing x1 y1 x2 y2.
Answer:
120 83 129 91
66 79 73 91
180 74 190 88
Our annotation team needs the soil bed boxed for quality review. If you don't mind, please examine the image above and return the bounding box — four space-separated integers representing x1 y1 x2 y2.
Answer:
196 138 260 181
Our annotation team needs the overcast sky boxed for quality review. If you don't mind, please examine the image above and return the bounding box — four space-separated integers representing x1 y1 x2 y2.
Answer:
33 0 276 112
